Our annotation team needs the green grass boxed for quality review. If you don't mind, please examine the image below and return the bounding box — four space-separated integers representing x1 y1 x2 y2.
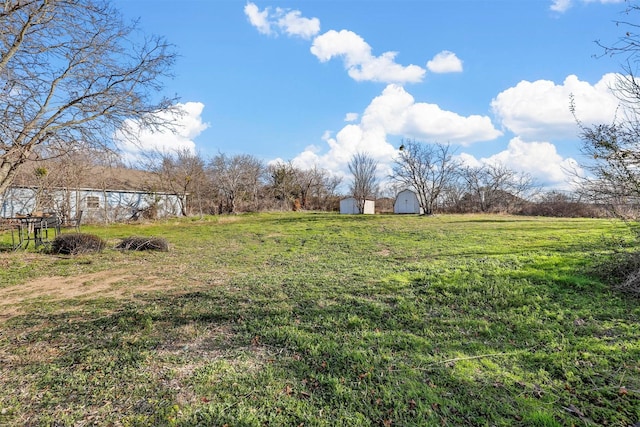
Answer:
0 213 638 426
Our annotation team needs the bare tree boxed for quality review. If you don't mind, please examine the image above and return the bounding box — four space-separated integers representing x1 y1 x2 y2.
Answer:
569 3 640 219
391 140 458 215
439 183 467 213
267 161 298 210
459 163 537 213
207 153 265 214
146 148 206 216
265 162 342 211
293 165 334 210
315 169 342 211
0 0 177 194
573 120 640 218
522 190 602 218
348 152 379 214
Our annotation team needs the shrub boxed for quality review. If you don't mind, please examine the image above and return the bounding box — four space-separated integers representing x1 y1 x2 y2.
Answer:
116 236 169 252
618 269 640 297
589 249 640 297
51 233 106 255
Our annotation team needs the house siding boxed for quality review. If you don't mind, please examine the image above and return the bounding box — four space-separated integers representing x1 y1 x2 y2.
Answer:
1 186 183 222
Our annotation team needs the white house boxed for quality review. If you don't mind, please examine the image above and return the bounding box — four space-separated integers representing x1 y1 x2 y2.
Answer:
1 165 184 223
340 197 375 214
1 185 183 223
394 189 423 214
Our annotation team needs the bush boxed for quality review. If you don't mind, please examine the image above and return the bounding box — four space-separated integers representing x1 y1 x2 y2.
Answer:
116 236 169 252
589 249 640 297
51 233 106 255
618 269 640 297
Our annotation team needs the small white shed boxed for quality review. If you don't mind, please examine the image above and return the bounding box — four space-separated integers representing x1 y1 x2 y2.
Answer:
394 189 423 214
340 197 375 214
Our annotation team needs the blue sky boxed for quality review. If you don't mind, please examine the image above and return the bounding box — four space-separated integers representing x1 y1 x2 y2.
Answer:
113 0 628 190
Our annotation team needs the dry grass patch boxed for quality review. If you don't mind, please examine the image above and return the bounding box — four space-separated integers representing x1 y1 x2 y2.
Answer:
0 269 183 320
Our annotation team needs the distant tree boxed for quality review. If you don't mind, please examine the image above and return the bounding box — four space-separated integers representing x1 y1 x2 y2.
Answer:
296 165 340 210
391 140 458 215
267 161 298 209
316 169 342 211
147 148 207 216
0 0 177 195
348 152 379 213
266 161 342 211
459 163 537 213
522 190 601 218
439 183 467 213
207 153 264 214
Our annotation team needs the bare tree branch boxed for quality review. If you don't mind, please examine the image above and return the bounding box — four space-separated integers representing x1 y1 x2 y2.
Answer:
391 140 458 215
0 0 178 194
573 3 640 219
348 152 379 213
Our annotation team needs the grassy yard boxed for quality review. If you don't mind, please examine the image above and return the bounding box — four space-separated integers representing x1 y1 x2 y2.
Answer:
0 213 638 426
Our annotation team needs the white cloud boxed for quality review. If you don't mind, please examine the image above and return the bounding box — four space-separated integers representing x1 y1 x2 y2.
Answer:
288 81 594 190
456 152 483 169
491 73 620 140
310 30 425 84
550 0 572 12
310 29 370 65
551 0 624 13
292 124 396 189
362 84 502 145
344 112 359 122
246 4 426 84
244 3 272 35
244 2 320 39
278 10 321 39
459 137 583 190
115 102 209 163
290 85 501 182
427 51 463 73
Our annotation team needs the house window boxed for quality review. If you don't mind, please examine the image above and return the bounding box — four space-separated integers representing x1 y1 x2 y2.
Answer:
86 196 100 209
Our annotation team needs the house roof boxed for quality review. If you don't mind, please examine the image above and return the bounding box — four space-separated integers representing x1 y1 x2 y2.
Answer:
11 161 169 193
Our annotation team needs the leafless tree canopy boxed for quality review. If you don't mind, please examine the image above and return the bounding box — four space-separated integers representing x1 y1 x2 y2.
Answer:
0 0 178 194
207 153 266 214
266 161 341 211
574 2 640 219
575 121 640 218
391 140 458 215
459 163 537 213
348 152 378 213
144 148 207 216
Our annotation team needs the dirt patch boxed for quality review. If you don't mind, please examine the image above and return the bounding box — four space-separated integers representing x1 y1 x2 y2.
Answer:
0 269 168 319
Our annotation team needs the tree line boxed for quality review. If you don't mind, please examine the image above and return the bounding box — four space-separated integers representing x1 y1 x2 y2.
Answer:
147 149 343 215
142 142 604 217
347 140 604 217
9 138 609 219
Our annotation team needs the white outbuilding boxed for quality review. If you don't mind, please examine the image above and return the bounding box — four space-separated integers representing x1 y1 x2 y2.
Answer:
340 197 375 214
394 189 423 214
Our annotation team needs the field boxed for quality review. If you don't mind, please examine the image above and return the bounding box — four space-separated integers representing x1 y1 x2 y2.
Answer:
0 213 639 426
